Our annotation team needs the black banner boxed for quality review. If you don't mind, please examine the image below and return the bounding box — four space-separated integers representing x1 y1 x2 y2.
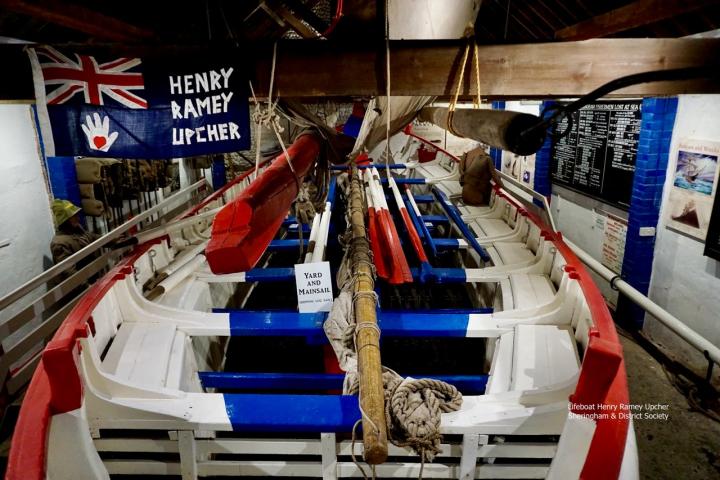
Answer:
704 190 720 261
0 46 34 100
550 101 642 209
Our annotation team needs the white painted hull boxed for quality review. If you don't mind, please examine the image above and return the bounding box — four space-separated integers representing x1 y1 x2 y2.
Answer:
8 134 637 480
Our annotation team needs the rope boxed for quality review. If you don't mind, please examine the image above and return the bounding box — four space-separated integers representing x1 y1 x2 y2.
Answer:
248 42 298 184
384 0 391 175
446 34 482 137
324 176 462 478
250 42 332 256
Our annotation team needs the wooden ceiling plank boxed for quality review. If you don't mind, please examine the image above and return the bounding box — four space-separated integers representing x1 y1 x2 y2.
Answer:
271 2 319 38
253 38 720 98
524 2 560 32
555 0 718 41
0 0 154 42
533 0 570 30
490 0 544 39
547 0 585 25
281 0 326 34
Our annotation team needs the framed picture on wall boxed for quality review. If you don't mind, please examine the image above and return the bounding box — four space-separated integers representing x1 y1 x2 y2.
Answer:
663 138 720 241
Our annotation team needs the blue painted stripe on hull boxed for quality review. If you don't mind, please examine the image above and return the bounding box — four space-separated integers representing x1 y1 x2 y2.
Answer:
380 178 426 185
244 268 296 282
286 224 311 233
432 238 461 251
203 372 488 394
223 393 360 432
410 267 467 284
228 311 326 336
380 308 492 314
268 239 309 251
431 187 491 262
327 175 338 204
331 163 408 170
227 310 475 337
402 195 438 258
412 194 434 203
419 215 449 224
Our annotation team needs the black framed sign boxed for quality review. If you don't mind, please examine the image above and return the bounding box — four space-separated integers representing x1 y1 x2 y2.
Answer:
550 101 642 209
704 189 720 261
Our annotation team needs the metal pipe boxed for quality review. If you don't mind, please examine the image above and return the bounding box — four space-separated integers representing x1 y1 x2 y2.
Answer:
310 203 332 263
159 241 209 276
134 207 221 244
146 255 207 300
304 214 322 263
565 238 720 365
485 172 718 367
495 170 557 232
0 179 208 311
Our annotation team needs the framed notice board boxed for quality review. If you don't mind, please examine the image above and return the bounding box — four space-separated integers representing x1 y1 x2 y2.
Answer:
550 100 642 209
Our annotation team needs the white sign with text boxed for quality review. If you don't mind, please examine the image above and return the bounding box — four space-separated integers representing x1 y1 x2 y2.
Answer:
294 262 334 313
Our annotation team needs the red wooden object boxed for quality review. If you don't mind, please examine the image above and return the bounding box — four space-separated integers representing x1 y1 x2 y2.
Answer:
206 133 321 274
367 206 389 279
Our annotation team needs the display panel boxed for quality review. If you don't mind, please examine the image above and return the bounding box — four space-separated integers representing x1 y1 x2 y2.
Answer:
550 101 642 209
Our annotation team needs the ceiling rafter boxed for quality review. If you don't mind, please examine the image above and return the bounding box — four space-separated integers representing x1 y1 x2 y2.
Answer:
555 0 718 41
0 0 154 43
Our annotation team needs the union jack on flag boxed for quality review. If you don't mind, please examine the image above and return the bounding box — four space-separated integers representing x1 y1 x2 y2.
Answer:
35 46 148 109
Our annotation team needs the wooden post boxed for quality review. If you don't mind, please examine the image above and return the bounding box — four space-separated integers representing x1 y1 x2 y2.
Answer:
348 167 388 464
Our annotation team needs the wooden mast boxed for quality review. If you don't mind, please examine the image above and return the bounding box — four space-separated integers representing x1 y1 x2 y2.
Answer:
348 166 388 464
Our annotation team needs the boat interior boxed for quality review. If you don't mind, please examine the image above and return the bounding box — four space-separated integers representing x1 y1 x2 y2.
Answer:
29 130 628 479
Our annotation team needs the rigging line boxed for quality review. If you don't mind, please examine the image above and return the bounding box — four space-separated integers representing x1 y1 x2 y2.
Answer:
248 80 263 182
218 0 239 47
385 0 392 176
205 0 213 41
523 65 720 143
504 0 511 40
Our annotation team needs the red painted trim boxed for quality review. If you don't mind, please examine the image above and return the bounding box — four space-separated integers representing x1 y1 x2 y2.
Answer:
6 240 161 480
403 124 461 163
5 365 51 480
487 184 629 479
551 233 629 480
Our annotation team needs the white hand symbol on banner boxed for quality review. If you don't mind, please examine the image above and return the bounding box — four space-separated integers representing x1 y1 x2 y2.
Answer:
81 113 118 152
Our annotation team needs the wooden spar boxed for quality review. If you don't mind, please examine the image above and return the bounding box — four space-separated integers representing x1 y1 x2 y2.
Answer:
555 0 717 41
417 107 547 155
348 166 388 465
205 133 321 274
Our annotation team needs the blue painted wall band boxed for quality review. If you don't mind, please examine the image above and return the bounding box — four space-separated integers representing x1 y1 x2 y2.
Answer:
618 97 678 328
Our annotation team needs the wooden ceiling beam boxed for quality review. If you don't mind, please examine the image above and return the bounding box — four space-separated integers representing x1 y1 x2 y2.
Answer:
253 38 720 98
0 0 154 42
555 0 718 41
270 1 318 39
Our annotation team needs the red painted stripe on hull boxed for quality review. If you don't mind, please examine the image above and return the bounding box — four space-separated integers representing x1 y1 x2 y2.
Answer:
206 134 321 274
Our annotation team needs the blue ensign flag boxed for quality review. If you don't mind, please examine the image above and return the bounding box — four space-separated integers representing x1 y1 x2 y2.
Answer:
30 46 251 158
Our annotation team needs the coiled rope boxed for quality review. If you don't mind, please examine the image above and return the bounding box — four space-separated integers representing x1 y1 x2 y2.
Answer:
325 173 462 479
